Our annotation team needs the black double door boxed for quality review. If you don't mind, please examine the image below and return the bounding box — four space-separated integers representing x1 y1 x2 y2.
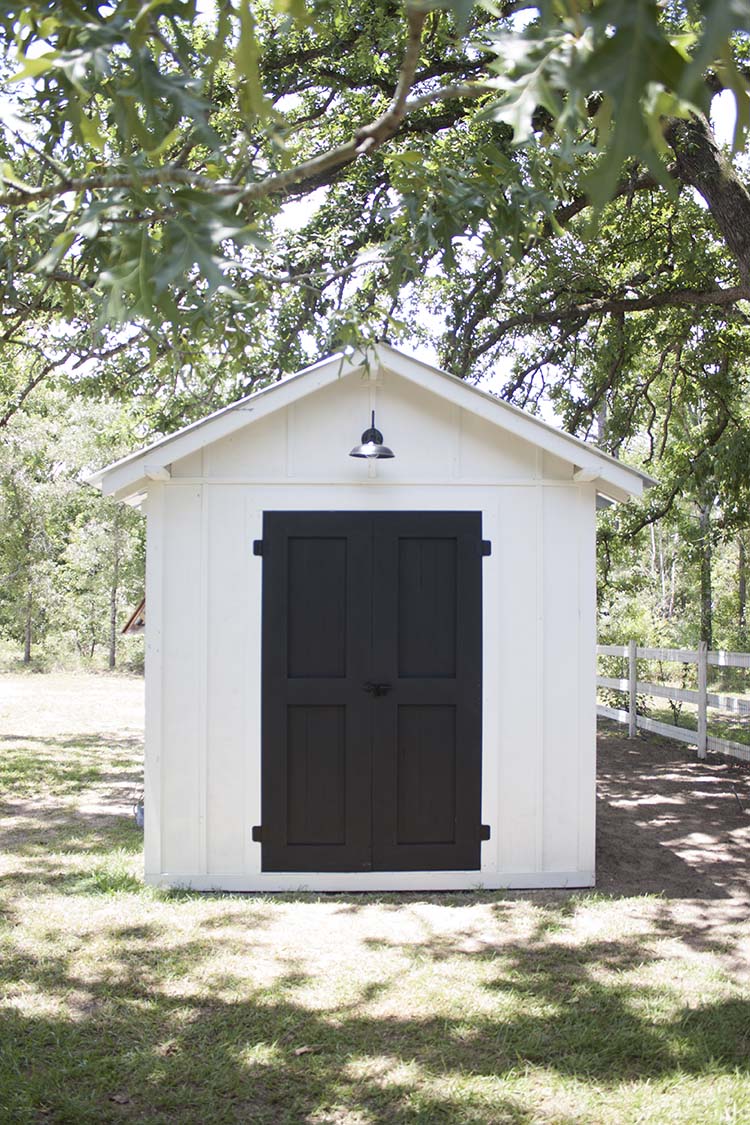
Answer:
260 511 483 872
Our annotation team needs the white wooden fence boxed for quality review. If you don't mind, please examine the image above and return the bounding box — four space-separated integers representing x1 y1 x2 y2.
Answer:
596 641 750 763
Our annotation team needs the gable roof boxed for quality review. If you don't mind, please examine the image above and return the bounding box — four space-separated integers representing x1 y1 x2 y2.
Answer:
88 343 653 503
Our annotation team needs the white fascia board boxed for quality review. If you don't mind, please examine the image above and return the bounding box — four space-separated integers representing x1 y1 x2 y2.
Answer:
124 490 147 508
93 350 365 498
594 483 633 505
374 343 651 499
573 466 601 483
144 464 171 481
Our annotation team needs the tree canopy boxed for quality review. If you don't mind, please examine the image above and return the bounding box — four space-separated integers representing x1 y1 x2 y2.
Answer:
3 0 750 658
3 1 750 422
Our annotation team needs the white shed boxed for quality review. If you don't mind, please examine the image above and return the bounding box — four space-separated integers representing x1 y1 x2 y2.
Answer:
91 344 648 892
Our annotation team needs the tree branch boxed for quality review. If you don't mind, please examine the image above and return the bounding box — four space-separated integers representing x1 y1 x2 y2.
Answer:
664 113 750 284
0 9 493 216
485 285 750 336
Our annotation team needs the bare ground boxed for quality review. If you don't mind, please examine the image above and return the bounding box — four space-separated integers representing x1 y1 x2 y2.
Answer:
1 673 748 903
596 720 750 903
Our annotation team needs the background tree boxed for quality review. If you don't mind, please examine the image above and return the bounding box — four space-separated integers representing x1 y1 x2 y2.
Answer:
0 378 145 668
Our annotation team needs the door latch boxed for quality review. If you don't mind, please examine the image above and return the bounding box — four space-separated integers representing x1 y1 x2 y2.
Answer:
363 681 392 697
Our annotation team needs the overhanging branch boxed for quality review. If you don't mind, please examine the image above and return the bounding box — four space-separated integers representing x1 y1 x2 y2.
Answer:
0 10 496 216
487 285 750 336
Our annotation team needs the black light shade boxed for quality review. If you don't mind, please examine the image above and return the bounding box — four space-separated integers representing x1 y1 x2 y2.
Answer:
349 411 395 459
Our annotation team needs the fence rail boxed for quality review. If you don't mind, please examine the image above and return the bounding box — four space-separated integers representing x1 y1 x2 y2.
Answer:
596 641 750 764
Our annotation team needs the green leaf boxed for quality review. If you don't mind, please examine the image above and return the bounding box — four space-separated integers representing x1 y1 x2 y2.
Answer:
446 0 476 33
272 0 309 22
34 231 76 274
236 0 270 121
714 42 750 150
580 0 691 204
11 51 58 82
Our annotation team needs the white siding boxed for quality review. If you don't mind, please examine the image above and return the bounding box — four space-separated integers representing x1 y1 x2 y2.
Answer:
205 408 287 479
171 449 203 478
144 365 598 890
172 368 559 486
459 409 538 480
495 486 541 874
542 485 583 873
205 486 252 874
542 449 574 480
160 485 203 875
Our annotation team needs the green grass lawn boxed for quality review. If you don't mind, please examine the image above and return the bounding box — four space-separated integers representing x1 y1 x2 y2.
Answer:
1 676 750 1124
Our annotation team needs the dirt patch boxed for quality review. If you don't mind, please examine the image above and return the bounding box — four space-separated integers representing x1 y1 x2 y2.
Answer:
597 720 750 902
2 674 749 905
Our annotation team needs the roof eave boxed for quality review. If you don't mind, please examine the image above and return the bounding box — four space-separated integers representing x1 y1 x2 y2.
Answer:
90 349 367 498
373 343 651 499
91 343 653 503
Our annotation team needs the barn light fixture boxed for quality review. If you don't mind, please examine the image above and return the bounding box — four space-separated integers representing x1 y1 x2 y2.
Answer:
349 411 395 460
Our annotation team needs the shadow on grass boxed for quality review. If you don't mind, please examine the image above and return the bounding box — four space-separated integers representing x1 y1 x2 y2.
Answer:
0 732 142 748
0 805 142 860
1 722 749 1119
0 908 748 1124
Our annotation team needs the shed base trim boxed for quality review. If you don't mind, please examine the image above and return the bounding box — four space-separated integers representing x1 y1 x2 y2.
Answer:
144 870 595 892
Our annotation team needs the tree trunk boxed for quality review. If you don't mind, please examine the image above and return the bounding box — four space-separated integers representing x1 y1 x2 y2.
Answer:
698 501 713 648
596 398 607 449
668 535 677 619
109 536 120 671
739 534 747 641
23 587 32 664
665 113 750 283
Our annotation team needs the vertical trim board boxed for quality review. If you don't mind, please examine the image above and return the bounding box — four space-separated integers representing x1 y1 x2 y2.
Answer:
535 471 544 872
144 483 165 876
542 485 582 873
479 499 500 874
495 486 539 874
197 483 208 875
160 485 203 875
245 499 264 877
576 484 597 875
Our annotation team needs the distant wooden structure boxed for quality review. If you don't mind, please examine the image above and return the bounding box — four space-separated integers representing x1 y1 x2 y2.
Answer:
122 597 146 635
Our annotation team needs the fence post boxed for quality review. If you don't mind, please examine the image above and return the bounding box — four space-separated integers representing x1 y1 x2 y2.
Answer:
697 640 708 759
628 638 637 738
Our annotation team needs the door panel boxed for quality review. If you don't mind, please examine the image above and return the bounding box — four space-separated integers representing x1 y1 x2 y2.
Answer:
370 512 483 872
396 705 456 844
286 705 346 845
397 537 457 678
287 537 348 678
261 511 483 873
261 513 371 872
